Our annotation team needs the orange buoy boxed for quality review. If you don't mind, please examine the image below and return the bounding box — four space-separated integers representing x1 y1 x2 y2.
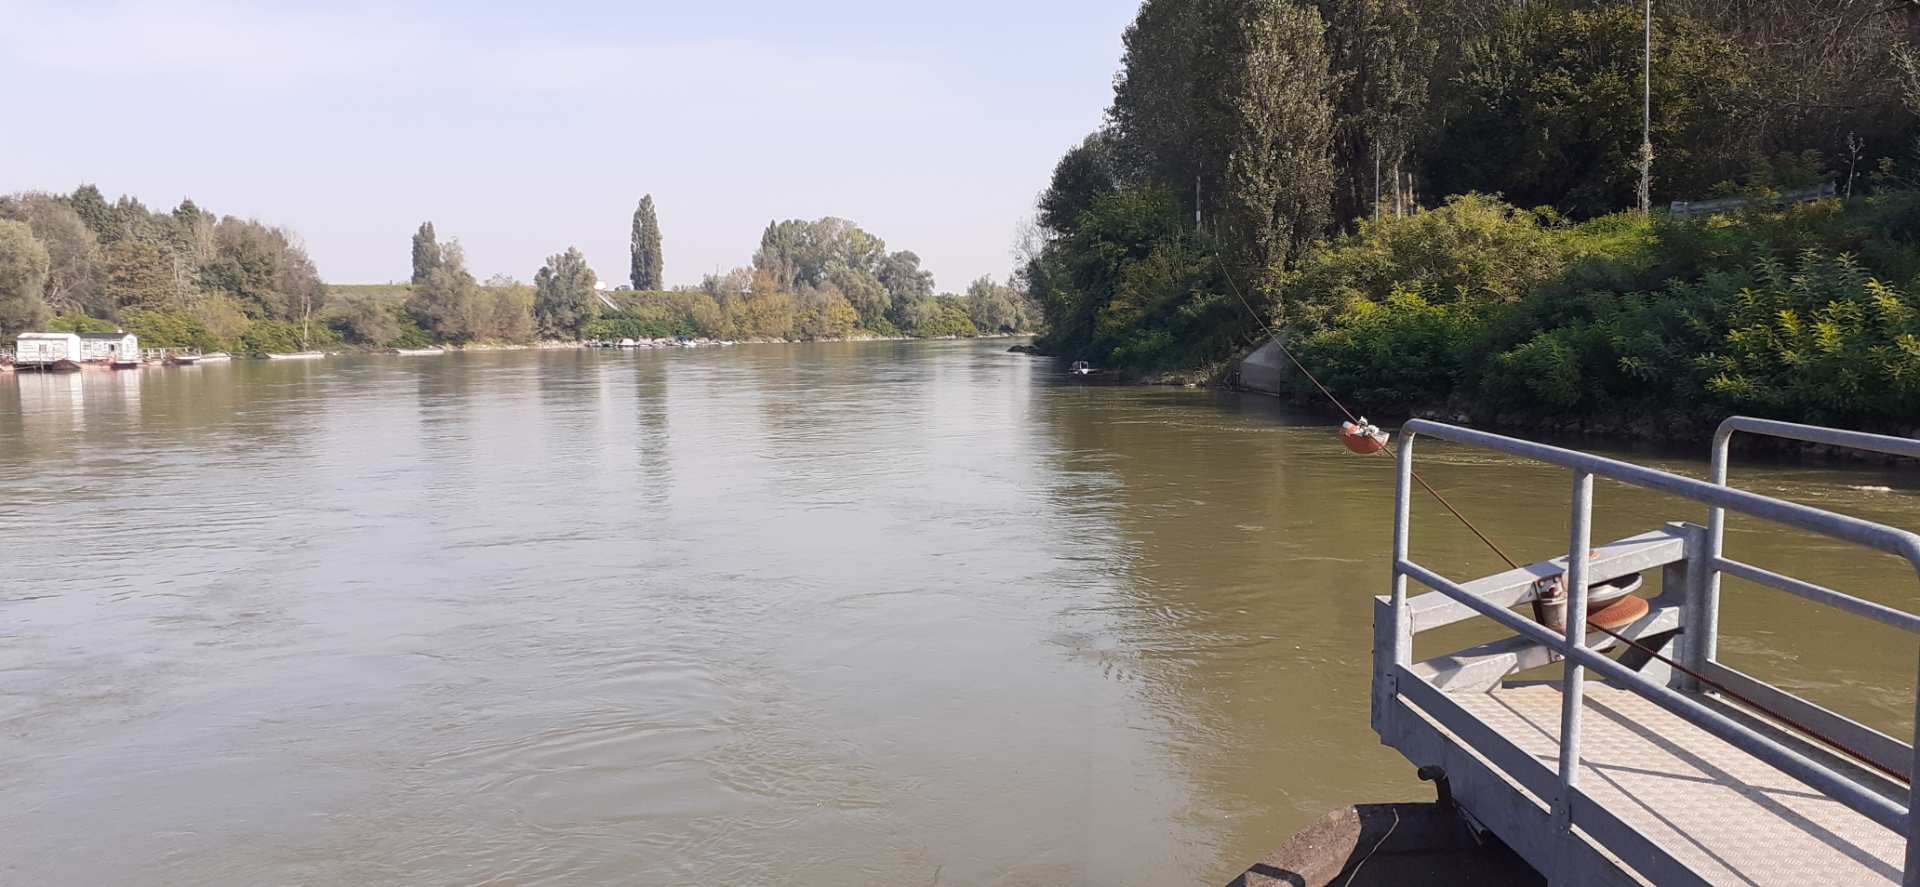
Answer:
1341 418 1389 455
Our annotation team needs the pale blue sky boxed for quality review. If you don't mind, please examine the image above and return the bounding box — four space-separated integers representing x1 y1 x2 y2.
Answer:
0 1 1137 289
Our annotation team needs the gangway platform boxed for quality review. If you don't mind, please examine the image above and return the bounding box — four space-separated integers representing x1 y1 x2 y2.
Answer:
1375 417 1920 886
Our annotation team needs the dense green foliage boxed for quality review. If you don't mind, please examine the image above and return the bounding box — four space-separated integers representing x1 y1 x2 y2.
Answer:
680 216 1036 341
1 185 328 350
581 281 1016 343
1288 195 1920 430
4 187 1028 352
965 276 1036 333
1029 188 1248 371
409 241 483 341
631 195 664 291
534 247 599 339
47 311 118 334
1022 0 1920 431
0 219 51 336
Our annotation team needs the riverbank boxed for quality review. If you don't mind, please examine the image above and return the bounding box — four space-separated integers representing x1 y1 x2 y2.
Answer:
1007 340 1920 464
1030 193 1920 453
1221 358 1920 465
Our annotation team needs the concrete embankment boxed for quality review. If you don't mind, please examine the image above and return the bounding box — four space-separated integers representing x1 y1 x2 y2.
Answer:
1234 337 1295 396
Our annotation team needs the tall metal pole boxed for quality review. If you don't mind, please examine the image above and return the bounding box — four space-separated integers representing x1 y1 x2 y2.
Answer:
1638 0 1653 215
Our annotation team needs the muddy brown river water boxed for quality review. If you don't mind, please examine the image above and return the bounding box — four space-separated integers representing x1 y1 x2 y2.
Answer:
2 340 1916 885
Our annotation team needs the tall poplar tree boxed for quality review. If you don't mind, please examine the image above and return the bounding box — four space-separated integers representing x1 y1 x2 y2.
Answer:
411 222 441 285
630 195 663 290
1224 0 1336 289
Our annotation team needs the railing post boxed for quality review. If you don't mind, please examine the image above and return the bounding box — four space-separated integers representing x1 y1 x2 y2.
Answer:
1906 651 1920 886
1375 433 1415 737
1674 520 1710 692
1696 429 1736 679
1391 435 1413 656
1553 470 1595 836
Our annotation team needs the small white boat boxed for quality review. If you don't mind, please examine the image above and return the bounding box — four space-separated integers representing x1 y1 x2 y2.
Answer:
392 348 446 356
264 351 325 360
1071 360 1093 376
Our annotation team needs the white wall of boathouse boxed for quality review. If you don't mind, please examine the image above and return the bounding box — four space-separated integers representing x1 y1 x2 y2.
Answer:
14 332 82 364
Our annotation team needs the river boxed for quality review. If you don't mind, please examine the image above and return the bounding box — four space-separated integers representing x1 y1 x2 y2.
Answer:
2 341 1916 885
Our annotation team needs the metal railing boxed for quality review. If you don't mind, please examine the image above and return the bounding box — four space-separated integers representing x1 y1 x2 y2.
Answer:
1694 417 1920 670
1387 419 1920 874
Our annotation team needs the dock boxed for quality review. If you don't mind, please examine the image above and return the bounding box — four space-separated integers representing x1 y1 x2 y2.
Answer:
1362 417 1920 885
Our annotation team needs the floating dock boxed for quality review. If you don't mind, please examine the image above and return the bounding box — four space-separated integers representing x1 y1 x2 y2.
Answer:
1359 417 1920 886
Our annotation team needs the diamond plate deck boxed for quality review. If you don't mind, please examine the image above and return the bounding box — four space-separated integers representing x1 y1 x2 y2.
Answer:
1453 682 1905 885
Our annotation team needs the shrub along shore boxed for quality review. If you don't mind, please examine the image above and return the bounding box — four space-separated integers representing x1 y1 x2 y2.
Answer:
1264 194 1920 442
1034 190 1920 444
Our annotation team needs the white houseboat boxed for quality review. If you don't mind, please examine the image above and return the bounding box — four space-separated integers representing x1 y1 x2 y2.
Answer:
77 331 140 366
14 332 84 371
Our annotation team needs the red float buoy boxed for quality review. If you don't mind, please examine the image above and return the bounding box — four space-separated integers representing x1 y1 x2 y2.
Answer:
1340 419 1389 455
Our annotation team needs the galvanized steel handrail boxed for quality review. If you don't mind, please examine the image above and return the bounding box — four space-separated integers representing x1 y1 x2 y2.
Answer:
1396 558 1910 833
1405 420 1920 567
1714 417 1920 467
1698 417 1920 672
1713 556 1920 635
1389 419 1920 858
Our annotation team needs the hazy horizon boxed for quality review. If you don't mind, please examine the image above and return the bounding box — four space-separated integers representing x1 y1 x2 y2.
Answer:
0 1 1137 290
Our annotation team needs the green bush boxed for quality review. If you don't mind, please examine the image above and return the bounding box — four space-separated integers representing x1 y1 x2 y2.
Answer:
1029 187 1256 372
1292 294 1487 408
1298 252 1920 426
119 307 220 352
907 297 979 338
1699 253 1920 422
1283 195 1581 319
385 316 436 349
240 319 338 353
48 312 120 333
1490 332 1585 409
1284 194 1920 430
585 314 693 341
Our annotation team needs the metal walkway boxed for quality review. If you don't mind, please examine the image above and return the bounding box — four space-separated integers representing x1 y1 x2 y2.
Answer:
1374 417 1920 886
1454 682 1903 883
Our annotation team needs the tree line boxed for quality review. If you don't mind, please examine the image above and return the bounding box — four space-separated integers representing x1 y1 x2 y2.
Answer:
0 185 1037 351
1022 0 1920 432
369 222 598 345
0 186 327 352
593 209 1035 342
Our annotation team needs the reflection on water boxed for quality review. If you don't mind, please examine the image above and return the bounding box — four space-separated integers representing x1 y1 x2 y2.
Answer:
0 344 1915 885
